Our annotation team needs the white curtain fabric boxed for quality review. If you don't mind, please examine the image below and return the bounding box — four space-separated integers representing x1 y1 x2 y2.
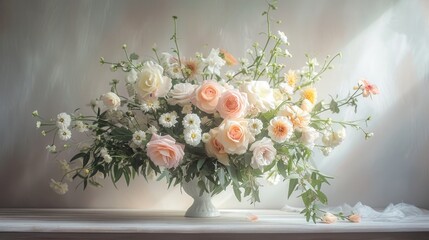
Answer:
0 0 428 210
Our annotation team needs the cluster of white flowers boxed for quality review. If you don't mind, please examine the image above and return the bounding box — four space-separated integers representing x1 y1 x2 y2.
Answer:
100 147 112 163
49 178 68 195
182 113 202 146
322 128 347 156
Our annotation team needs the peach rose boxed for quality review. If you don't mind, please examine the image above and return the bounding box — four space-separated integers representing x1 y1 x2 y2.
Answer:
216 119 255 155
192 80 224 113
348 214 361 223
146 133 185 169
278 105 310 130
205 128 229 165
216 89 249 119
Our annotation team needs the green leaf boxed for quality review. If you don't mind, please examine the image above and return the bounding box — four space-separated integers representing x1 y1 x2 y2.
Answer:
329 99 340 113
313 101 323 112
233 185 242 201
288 178 298 199
129 53 139 60
317 190 328 204
197 158 206 171
70 152 86 162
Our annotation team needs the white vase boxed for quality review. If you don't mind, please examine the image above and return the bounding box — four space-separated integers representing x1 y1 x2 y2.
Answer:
182 178 220 218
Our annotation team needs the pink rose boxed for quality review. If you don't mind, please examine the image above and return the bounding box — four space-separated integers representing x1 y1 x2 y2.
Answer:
216 119 255 155
146 134 185 169
192 80 224 113
347 214 361 223
205 128 229 165
216 89 249 119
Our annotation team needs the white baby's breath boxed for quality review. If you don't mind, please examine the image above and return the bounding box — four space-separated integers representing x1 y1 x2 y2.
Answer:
56 112 71 129
46 144 56 153
58 128 72 141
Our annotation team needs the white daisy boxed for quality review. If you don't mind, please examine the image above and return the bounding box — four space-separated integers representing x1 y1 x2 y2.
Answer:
248 118 263 135
182 114 201 129
49 179 68 195
184 128 202 146
159 111 178 128
58 128 72 141
148 125 158 134
56 112 71 129
141 99 161 112
132 130 146 146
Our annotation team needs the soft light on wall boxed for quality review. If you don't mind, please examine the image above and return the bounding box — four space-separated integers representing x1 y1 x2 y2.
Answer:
0 0 428 210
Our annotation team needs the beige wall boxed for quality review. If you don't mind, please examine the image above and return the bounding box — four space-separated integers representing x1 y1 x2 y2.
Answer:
0 0 428 210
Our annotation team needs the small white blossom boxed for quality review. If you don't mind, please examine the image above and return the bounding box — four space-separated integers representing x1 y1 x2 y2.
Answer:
74 121 88 133
182 114 201 129
322 147 332 156
181 104 193 114
100 147 112 163
184 128 202 146
203 48 225 76
32 110 39 117
159 111 178 128
285 49 292 57
202 132 211 143
49 179 68 195
148 125 158 134
58 159 73 181
306 58 319 67
248 118 263 135
36 121 41 128
126 68 138 84
56 112 71 129
58 128 72 141
277 31 289 44
46 144 56 153
132 130 146 146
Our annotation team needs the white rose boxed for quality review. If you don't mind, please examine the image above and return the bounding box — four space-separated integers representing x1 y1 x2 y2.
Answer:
249 137 277 169
101 92 121 111
240 81 275 113
300 127 319 149
167 83 197 106
135 61 172 99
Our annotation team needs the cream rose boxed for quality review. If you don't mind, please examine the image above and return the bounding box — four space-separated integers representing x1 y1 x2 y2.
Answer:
101 92 121 110
216 89 249 119
322 212 337 224
300 127 319 149
146 133 185 169
249 137 277 169
205 128 229 165
239 81 275 113
215 119 255 155
192 80 224 113
167 83 197 106
135 61 172 99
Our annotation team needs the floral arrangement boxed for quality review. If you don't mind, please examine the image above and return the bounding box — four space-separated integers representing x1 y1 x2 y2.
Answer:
33 2 379 223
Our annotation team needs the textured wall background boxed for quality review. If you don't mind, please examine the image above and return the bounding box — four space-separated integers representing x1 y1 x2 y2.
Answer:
0 0 428 210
